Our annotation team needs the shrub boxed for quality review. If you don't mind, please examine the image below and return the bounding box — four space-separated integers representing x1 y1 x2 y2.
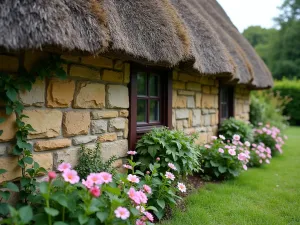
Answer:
218 117 254 143
199 134 250 180
253 124 286 156
75 143 118 179
248 142 272 167
274 78 300 125
250 90 290 129
135 127 201 176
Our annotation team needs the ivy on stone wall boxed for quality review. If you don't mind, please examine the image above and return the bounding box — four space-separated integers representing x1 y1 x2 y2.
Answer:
0 54 67 203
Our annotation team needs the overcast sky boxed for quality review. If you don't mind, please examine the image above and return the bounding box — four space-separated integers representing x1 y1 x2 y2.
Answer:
217 0 284 32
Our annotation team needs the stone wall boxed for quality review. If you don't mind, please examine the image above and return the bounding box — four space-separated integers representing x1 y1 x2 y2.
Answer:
234 85 250 121
172 71 219 144
0 52 130 182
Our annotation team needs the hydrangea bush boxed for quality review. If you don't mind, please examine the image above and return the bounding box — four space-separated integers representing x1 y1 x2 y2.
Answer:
248 142 272 167
199 134 250 180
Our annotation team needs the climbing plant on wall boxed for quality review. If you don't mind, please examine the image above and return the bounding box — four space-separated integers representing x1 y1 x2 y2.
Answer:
0 54 67 203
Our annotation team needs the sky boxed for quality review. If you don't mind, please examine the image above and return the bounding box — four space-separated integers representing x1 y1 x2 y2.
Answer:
217 0 283 32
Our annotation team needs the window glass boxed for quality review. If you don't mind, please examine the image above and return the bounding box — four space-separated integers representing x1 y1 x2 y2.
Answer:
137 99 147 122
149 74 159 96
149 100 160 122
137 72 147 96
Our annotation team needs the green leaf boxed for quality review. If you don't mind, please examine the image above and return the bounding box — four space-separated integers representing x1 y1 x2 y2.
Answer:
148 145 158 158
5 182 19 192
5 105 13 115
103 186 121 196
0 130 3 136
39 182 49 195
146 206 158 212
0 191 10 201
210 160 219 167
54 222 68 225
23 156 33 164
0 169 7 175
157 199 165 209
130 207 140 216
78 214 89 224
0 118 5 124
33 213 48 224
44 207 59 217
6 87 17 102
218 166 227 173
51 193 68 208
19 205 33 223
0 203 9 216
96 211 109 223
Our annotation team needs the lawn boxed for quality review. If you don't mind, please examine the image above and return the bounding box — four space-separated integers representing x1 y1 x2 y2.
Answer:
161 127 300 225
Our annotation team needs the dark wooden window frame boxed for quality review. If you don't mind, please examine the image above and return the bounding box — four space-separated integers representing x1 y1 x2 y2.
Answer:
129 64 172 150
218 85 235 124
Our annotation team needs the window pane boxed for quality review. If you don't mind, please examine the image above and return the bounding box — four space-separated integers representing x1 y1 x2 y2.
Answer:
150 100 160 122
137 72 147 96
149 74 159 96
137 99 147 123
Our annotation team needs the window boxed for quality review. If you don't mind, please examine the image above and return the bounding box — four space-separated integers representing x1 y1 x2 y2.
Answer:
129 65 172 149
219 86 234 123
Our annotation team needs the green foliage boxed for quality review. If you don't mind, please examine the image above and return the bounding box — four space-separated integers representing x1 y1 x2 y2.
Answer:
135 127 201 176
250 91 290 129
274 78 300 125
218 118 254 143
75 143 118 179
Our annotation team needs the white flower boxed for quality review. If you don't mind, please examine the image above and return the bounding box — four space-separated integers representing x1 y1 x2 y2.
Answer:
233 134 240 141
177 182 187 192
168 163 177 171
165 172 175 181
211 136 217 140
244 141 251 147
219 135 226 140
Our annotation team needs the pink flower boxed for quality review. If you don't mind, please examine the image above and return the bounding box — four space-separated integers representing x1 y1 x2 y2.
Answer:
238 153 247 161
144 212 154 222
89 186 101 197
252 143 257 147
127 174 140 183
62 169 80 184
259 159 263 164
57 162 71 172
82 179 93 189
136 219 146 225
87 173 102 185
204 144 211 149
128 187 140 204
266 159 270 164
228 149 236 156
136 205 145 213
168 163 177 171
143 185 152 194
211 136 217 140
243 165 248 171
127 151 137 155
48 171 56 181
99 172 113 184
156 157 160 161
165 172 175 180
123 164 133 170
177 182 187 192
137 191 148 204
115 207 130 220
218 148 224 153
233 134 240 141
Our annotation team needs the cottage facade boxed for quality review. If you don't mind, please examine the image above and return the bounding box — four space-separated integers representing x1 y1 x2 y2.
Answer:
0 0 272 182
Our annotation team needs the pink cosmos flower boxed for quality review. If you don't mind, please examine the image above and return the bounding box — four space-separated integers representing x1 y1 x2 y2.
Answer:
99 172 113 184
62 169 80 184
115 207 130 220
136 219 146 225
177 182 187 192
137 191 148 204
82 179 93 189
136 205 146 213
89 186 101 197
144 212 154 222
233 134 240 141
228 149 236 156
127 151 137 155
218 148 224 153
156 157 160 161
204 144 211 149
87 173 102 185
57 162 71 172
238 153 247 161
48 171 56 181
219 135 226 140
243 165 248 171
168 163 177 171
143 184 152 194
127 174 140 183
252 143 257 147
244 141 251 147
123 164 133 170
165 172 175 181
128 187 141 204
211 136 217 140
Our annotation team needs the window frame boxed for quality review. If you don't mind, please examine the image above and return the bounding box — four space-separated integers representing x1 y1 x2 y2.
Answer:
219 85 235 123
129 64 172 150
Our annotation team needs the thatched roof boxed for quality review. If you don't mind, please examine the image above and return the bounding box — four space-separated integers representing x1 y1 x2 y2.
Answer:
0 0 273 89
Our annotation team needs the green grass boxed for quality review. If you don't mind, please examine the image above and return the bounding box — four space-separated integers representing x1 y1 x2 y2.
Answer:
161 127 300 225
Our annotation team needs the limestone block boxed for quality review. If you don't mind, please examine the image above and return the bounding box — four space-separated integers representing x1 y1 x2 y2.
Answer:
188 110 193 127
214 95 219 108
114 60 124 70
110 118 126 130
211 114 217 126
211 87 219 94
175 96 187 108
199 77 214 85
46 79 75 107
0 145 7 155
23 110 62 139
63 111 90 137
53 148 79 169
19 79 45 107
24 51 49 71
195 93 202 108
107 85 129 108
124 119 129 138
178 90 195 96
101 140 128 161
172 81 185 90
119 110 129 117
202 86 210 94
178 73 197 82
202 109 209 115
186 83 201 91
209 109 216 114
175 109 189 119
176 120 184 131
195 133 208 145
34 139 71 151
243 103 250 113
204 115 211 126
183 120 189 128
0 111 16 142
172 70 178 80
195 127 207 133
172 110 176 128
91 120 108 134
187 96 195 108
202 94 215 109
60 55 80 63
81 56 113 68
74 82 105 108
172 90 177 108
102 70 123 83
184 128 195 135
124 63 130 84
69 65 100 80
116 131 124 137
0 55 19 72
72 136 97 145
91 111 118 119
98 133 117 142
192 109 201 127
